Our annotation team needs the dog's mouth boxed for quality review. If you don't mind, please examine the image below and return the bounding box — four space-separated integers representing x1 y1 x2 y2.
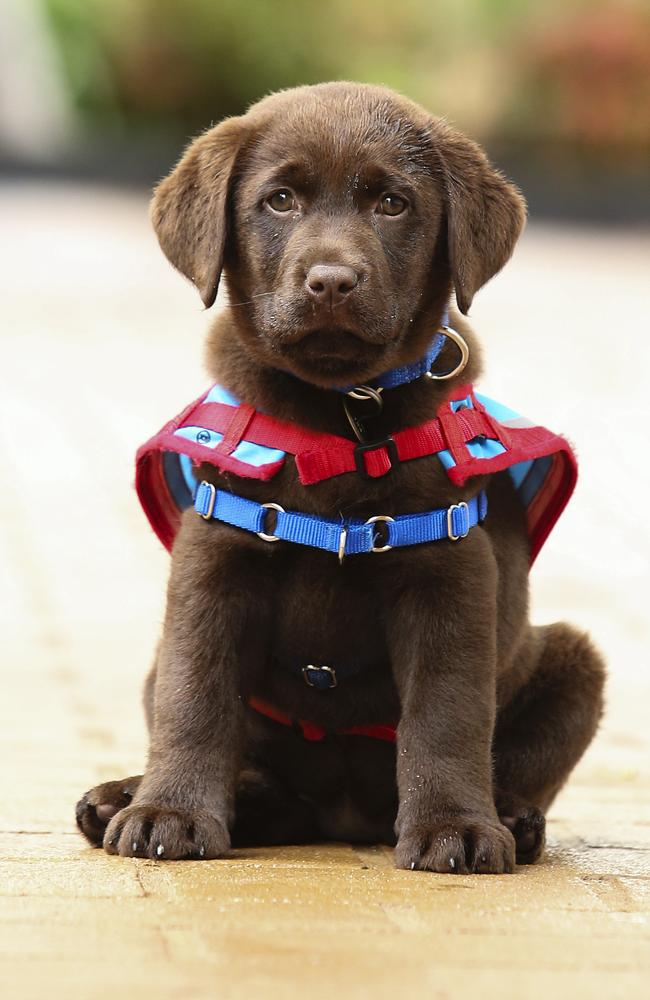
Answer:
273 327 388 386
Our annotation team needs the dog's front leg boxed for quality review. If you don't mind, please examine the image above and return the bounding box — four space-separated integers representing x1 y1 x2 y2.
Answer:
103 517 271 860
388 550 515 874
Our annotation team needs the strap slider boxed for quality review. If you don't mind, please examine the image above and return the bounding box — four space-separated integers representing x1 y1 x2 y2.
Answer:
353 437 399 479
198 481 217 520
447 501 470 541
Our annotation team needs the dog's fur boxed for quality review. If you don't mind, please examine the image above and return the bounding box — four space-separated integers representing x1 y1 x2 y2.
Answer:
76 83 605 873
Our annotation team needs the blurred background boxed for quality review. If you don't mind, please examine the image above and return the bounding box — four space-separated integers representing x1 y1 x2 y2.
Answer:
2 0 650 218
1 2 650 994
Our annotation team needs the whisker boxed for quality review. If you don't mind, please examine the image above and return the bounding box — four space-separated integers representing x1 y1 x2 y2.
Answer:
227 292 276 308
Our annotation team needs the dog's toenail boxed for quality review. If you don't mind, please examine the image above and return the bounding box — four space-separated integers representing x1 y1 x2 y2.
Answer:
449 857 456 870
123 789 133 799
156 844 164 857
199 845 205 857
410 861 416 870
132 841 138 852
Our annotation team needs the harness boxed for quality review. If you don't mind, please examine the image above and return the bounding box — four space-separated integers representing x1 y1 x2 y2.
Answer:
136 327 577 744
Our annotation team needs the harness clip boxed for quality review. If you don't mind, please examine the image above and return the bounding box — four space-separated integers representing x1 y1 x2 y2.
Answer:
353 437 399 479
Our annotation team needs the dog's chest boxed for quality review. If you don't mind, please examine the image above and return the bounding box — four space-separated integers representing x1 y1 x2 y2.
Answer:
268 552 388 672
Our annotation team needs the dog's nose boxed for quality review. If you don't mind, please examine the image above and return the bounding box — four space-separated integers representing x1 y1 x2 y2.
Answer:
305 265 359 307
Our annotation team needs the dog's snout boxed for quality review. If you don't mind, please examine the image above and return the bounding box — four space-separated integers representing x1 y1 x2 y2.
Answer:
305 265 359 307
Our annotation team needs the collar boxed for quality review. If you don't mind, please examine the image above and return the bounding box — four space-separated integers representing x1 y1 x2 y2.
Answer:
336 310 449 393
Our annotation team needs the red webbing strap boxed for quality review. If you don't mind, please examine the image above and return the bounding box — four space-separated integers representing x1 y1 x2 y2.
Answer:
181 388 501 485
195 401 341 455
248 696 397 743
213 402 256 457
340 723 397 742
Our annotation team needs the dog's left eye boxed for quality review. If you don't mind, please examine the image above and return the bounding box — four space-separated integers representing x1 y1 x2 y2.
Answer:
376 193 408 216
266 189 297 213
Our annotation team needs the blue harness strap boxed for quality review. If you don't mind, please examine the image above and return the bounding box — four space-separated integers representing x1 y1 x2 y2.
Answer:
194 481 487 559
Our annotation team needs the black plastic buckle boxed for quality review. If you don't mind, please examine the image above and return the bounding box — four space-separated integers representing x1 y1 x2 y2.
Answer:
353 437 399 479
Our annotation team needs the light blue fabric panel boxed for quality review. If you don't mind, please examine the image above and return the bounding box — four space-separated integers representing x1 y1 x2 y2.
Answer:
474 392 522 423
437 449 456 470
518 454 553 507
180 453 197 494
173 425 285 467
203 384 241 406
508 458 533 490
232 439 285 466
174 425 223 448
466 438 507 460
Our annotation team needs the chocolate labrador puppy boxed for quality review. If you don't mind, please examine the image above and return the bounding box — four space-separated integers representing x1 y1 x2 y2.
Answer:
76 82 605 873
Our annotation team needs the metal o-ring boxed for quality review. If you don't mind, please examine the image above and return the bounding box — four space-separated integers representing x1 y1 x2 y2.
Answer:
426 326 470 381
257 502 285 543
365 514 395 553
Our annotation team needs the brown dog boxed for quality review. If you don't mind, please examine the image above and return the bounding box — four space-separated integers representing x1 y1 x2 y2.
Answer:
76 82 605 873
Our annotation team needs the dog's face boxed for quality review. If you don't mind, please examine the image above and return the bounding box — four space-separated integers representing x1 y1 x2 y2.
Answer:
151 83 525 387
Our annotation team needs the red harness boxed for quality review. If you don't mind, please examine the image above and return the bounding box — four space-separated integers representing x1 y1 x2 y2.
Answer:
137 383 576 564
136 382 577 745
248 697 398 743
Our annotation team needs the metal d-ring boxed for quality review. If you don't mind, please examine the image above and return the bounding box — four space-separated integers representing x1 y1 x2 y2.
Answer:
257 502 285 543
365 514 395 553
426 326 470 381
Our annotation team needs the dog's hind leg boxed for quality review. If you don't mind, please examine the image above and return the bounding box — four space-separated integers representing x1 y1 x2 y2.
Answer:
76 775 143 845
493 622 606 863
76 766 317 849
230 766 319 847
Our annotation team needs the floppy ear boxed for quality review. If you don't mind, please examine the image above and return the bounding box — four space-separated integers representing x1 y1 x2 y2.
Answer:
431 122 526 315
150 116 247 308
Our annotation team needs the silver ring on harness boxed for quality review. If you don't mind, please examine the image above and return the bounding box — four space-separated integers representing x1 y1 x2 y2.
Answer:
365 514 396 553
346 384 384 402
257 502 285 543
426 326 470 382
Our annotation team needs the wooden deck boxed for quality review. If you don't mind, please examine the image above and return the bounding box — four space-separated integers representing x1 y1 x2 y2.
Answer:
1 184 649 998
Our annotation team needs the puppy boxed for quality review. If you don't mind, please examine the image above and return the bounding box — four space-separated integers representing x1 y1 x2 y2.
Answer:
76 82 605 873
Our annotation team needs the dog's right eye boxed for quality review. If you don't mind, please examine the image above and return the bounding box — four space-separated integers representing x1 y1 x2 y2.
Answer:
266 189 297 213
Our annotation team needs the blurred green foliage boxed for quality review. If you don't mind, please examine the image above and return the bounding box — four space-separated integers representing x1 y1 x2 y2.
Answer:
42 0 650 165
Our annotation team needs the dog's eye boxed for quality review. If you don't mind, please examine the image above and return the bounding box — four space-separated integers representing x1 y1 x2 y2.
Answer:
267 189 297 213
377 193 408 217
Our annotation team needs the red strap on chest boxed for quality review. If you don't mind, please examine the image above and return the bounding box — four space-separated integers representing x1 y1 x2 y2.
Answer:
183 386 494 484
248 696 397 743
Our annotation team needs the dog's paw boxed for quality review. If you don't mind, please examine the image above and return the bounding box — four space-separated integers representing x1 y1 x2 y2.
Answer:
395 819 515 874
495 790 546 865
76 775 143 846
103 804 230 860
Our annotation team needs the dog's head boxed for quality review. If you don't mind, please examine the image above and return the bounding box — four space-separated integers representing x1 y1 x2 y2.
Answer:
151 82 525 387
